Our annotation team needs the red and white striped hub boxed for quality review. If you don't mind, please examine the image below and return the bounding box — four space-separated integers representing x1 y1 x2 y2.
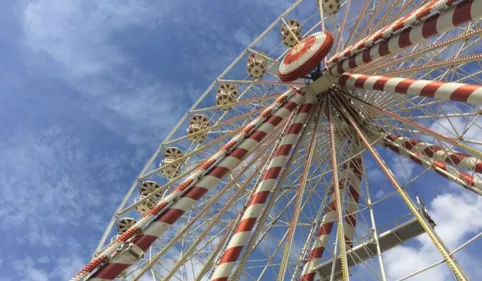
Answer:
278 31 333 82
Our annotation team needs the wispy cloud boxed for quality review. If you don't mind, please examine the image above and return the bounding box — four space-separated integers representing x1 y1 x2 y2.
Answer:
1 1 188 279
23 0 164 77
384 191 482 280
21 0 188 144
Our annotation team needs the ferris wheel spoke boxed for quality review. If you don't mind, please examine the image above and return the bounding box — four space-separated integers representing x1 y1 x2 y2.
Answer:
232 178 310 281
139 106 272 186
316 0 326 32
338 73 482 105
75 90 306 281
342 150 364 250
190 94 281 114
297 143 363 281
218 109 311 281
130 130 281 281
333 95 470 281
380 133 482 195
276 102 324 281
277 140 332 192
231 188 297 281
347 94 482 161
291 182 332 281
352 0 390 45
132 131 240 203
397 97 449 112
367 94 478 139
386 133 482 174
255 156 335 281
370 0 412 40
326 96 351 281
360 156 389 281
217 79 305 87
128 98 299 212
159 141 283 281
331 0 459 65
329 0 482 75
209 94 316 281
395 111 482 120
342 0 370 50
360 26 482 74
332 0 350 54
194 220 238 281
160 222 234 281
378 54 482 76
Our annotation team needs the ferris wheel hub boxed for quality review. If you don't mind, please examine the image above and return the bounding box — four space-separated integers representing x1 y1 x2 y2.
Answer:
303 73 336 97
278 31 334 82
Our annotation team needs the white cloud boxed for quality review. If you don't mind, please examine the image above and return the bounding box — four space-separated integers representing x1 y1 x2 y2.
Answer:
10 253 87 281
138 275 155 281
0 124 129 269
11 258 49 281
391 154 417 183
374 189 385 199
233 27 253 47
23 268 49 281
21 0 186 144
427 111 482 150
429 192 482 248
384 191 482 280
50 254 86 281
22 0 163 77
384 245 448 281
37 256 50 264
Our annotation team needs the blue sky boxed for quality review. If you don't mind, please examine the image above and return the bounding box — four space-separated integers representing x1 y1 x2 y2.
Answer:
1 1 482 281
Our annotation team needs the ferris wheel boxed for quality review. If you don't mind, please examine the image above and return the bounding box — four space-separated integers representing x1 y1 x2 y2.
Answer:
71 0 482 280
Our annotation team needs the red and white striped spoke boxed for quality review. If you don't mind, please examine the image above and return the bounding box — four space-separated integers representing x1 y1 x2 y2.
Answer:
385 134 482 174
329 0 455 64
83 90 307 281
338 73 482 105
329 0 482 75
342 156 363 249
382 135 482 194
210 95 316 281
299 150 363 281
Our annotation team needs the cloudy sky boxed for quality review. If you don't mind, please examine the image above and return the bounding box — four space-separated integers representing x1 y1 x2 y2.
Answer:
0 1 481 281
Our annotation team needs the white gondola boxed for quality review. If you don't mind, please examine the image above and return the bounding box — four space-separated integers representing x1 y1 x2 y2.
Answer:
139 180 163 200
135 196 157 215
187 114 210 143
316 0 341 15
216 83 238 109
117 217 137 234
281 19 302 47
160 148 184 178
247 53 267 79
